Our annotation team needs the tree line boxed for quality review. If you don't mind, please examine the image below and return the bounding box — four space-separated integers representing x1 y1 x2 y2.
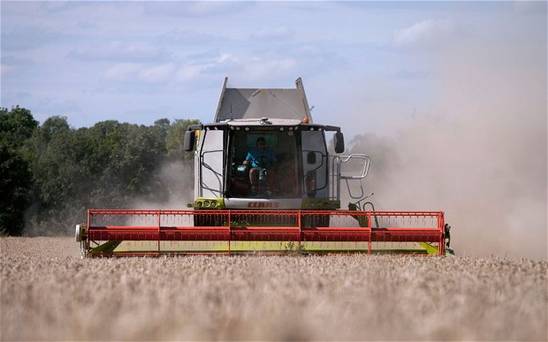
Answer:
0 106 198 236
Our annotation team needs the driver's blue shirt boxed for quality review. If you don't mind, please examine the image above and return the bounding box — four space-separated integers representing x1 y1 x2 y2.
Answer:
245 148 277 168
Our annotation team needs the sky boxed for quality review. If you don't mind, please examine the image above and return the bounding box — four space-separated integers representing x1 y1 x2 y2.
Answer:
1 1 544 136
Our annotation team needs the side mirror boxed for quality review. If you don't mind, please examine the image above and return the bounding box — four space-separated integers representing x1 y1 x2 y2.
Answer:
183 130 195 151
307 151 316 164
334 132 345 154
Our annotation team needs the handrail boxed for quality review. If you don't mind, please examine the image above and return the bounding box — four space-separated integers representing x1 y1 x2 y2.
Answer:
339 154 371 180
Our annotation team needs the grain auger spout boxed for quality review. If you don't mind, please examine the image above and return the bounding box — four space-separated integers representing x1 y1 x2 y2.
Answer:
76 77 453 257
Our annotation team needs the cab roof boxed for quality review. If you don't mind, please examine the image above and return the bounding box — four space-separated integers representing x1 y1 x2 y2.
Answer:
196 118 340 132
220 118 302 126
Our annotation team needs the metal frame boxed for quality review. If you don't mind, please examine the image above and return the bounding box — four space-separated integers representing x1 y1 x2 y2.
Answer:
198 128 226 197
83 209 445 257
202 123 338 201
329 154 371 201
214 77 313 123
200 149 224 196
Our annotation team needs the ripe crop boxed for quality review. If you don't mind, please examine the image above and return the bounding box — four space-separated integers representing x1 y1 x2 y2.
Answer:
1 237 546 340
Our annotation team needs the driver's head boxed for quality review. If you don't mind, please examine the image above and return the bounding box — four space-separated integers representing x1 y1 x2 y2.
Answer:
256 137 266 149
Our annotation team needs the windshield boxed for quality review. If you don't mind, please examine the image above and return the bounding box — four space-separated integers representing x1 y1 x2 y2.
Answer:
227 129 300 198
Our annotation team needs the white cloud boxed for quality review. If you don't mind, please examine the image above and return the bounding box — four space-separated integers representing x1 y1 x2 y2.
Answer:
103 51 243 84
195 52 298 83
104 63 176 83
394 19 454 47
0 64 15 76
185 2 240 16
104 63 142 81
176 64 204 82
143 2 251 17
174 53 238 82
69 42 167 62
139 63 176 83
512 0 547 13
250 27 294 40
241 57 297 81
216 53 238 64
157 29 222 45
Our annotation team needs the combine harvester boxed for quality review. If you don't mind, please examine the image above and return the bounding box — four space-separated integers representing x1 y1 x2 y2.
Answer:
75 78 453 257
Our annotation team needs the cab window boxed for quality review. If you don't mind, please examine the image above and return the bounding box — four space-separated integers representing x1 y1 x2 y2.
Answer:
227 129 299 198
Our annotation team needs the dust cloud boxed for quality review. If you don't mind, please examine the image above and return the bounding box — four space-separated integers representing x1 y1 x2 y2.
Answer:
130 160 194 210
346 27 546 259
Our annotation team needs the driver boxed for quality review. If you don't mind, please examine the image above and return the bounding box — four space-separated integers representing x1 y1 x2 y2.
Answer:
243 137 277 194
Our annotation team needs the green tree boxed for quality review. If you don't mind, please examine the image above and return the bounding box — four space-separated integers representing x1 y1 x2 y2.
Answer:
1 108 200 235
0 106 38 148
0 106 37 235
0 145 33 235
166 119 199 160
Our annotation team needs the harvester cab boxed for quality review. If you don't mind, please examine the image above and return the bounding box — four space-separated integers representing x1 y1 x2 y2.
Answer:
183 77 370 215
76 78 452 257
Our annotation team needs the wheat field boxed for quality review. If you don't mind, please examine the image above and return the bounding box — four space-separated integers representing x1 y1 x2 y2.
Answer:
1 237 546 341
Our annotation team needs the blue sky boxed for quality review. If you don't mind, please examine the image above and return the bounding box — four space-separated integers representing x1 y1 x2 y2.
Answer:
1 1 546 136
